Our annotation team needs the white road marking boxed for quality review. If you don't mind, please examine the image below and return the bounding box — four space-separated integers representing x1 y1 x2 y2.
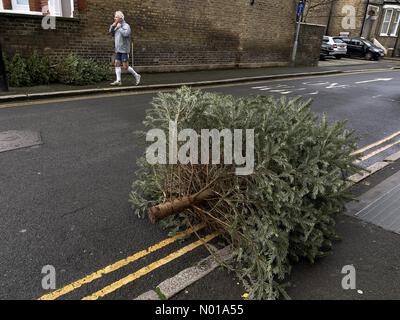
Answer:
326 83 338 88
326 83 349 89
251 72 397 97
302 81 330 86
355 78 393 84
251 86 270 89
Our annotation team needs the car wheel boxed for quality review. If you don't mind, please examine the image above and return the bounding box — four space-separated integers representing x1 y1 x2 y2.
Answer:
365 52 373 60
335 56 342 60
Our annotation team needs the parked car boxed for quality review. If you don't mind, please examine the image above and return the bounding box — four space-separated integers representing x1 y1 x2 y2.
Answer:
320 36 348 60
341 37 385 60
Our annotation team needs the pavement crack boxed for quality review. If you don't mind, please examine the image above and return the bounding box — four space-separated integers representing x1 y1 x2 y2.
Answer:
61 205 90 218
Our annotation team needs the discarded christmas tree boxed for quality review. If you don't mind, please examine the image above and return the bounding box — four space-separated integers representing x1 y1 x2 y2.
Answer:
129 86 360 299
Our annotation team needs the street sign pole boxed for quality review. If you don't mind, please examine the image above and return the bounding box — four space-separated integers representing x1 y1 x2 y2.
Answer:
291 0 305 65
0 42 9 92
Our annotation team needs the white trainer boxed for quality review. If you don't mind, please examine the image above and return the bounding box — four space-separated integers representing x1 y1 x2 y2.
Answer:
135 74 141 86
110 80 122 86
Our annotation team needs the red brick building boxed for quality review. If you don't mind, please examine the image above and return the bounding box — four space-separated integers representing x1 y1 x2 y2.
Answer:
0 0 322 71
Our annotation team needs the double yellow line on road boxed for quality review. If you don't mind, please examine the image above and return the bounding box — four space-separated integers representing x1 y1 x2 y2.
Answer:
82 232 219 300
38 224 210 300
352 129 400 163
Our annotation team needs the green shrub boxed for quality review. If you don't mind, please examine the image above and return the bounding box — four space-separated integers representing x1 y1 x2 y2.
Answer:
129 87 361 300
5 52 110 87
25 51 51 86
5 52 56 87
5 53 32 87
56 54 110 86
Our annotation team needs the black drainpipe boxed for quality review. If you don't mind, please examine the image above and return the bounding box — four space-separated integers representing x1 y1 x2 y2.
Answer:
325 0 335 35
394 34 400 57
360 0 371 36
0 42 9 92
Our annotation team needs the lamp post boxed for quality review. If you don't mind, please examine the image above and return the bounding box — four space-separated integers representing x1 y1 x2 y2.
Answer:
0 42 9 92
326 0 335 35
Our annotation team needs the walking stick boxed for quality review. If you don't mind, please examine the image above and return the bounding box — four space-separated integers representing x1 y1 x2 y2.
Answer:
131 42 134 66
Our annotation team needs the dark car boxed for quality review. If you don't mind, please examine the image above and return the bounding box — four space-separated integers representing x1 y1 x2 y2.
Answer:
342 37 385 60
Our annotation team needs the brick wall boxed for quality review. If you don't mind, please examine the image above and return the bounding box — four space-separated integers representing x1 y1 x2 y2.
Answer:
295 23 326 66
305 0 369 36
0 0 303 71
303 0 333 26
330 0 368 36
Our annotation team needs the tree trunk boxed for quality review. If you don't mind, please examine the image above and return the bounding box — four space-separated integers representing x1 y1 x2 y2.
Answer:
148 189 214 224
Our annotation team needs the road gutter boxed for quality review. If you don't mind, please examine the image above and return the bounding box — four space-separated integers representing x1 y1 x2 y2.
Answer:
349 151 400 184
134 246 234 300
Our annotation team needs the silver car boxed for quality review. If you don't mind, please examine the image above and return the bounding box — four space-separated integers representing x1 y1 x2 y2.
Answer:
320 36 348 60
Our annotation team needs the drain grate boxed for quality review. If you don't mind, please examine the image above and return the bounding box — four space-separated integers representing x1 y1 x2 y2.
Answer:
0 130 42 153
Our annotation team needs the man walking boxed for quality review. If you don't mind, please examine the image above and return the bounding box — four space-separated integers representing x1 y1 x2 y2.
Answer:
109 11 141 86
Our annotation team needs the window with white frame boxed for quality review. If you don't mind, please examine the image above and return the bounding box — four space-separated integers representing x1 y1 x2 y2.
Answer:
389 9 400 36
381 9 393 35
48 0 62 16
381 7 400 36
70 0 74 17
48 0 75 17
1 0 74 17
11 0 30 12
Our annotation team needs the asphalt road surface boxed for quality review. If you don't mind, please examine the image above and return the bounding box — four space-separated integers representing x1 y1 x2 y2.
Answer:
0 69 399 300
